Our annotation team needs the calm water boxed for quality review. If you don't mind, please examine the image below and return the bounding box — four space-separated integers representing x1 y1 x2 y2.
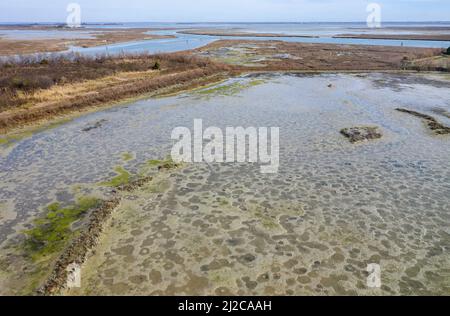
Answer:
70 25 450 56
1 72 449 294
0 29 97 40
1 22 450 59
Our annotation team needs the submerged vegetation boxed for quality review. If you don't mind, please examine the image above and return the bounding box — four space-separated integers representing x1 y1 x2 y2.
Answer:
121 152 134 162
0 118 73 148
144 157 181 172
197 79 265 97
0 131 33 148
100 157 181 189
23 197 100 261
14 154 184 295
100 166 131 187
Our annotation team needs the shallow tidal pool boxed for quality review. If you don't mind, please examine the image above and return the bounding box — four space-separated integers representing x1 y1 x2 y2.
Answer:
1 72 449 295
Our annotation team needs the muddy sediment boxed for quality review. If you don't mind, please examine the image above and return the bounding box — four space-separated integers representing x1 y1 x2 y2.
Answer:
1 73 449 296
36 170 173 295
396 108 450 135
195 40 442 70
37 198 121 295
340 126 383 143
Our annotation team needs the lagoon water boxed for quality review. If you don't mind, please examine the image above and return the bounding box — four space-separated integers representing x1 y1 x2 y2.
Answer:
71 24 450 56
1 72 449 294
69 30 450 57
1 22 450 59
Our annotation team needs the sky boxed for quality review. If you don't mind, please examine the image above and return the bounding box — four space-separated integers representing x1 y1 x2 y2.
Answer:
0 0 449 23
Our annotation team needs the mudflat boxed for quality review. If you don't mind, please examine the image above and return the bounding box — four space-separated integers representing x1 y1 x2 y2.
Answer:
0 26 175 55
334 34 450 42
1 72 449 295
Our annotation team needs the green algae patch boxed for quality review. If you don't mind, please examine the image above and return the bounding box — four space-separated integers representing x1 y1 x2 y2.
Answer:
121 152 134 162
147 159 162 167
145 157 181 171
196 79 265 97
217 197 230 206
100 166 131 187
0 131 33 148
0 118 73 149
145 179 171 194
103 157 181 189
248 79 266 87
255 210 280 230
23 197 100 261
38 118 74 132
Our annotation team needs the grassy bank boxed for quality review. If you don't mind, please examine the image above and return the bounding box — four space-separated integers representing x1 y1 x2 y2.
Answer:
0 53 232 133
195 40 446 71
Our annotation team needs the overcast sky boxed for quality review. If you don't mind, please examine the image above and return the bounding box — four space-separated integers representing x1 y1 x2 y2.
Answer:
1 0 449 23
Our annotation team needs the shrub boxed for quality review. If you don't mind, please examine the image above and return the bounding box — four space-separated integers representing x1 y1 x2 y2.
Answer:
10 77 29 89
10 75 53 91
446 47 450 55
152 61 161 70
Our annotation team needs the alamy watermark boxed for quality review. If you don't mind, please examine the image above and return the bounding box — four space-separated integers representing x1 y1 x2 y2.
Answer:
66 3 81 28
366 263 381 288
66 263 81 288
171 119 279 174
367 3 382 28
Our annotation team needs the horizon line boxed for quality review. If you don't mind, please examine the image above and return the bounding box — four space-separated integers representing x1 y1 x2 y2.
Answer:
2 20 450 24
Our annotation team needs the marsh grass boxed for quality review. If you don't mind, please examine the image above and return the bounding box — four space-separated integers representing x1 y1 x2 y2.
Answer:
0 53 229 111
0 53 231 131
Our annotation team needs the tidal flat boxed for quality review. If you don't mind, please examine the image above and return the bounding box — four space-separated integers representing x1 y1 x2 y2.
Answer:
0 72 449 295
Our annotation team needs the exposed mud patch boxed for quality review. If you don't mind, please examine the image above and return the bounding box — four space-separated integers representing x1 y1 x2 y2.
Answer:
396 108 450 135
82 119 107 132
340 126 383 143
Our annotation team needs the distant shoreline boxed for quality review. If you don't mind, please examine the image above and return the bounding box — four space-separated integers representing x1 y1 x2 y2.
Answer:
2 21 450 25
334 34 450 42
178 30 319 38
0 26 175 56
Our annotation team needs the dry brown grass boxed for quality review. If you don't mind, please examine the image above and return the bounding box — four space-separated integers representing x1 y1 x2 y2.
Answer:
72 28 174 49
0 38 69 56
0 53 232 132
406 55 450 72
196 40 443 71
0 53 228 111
